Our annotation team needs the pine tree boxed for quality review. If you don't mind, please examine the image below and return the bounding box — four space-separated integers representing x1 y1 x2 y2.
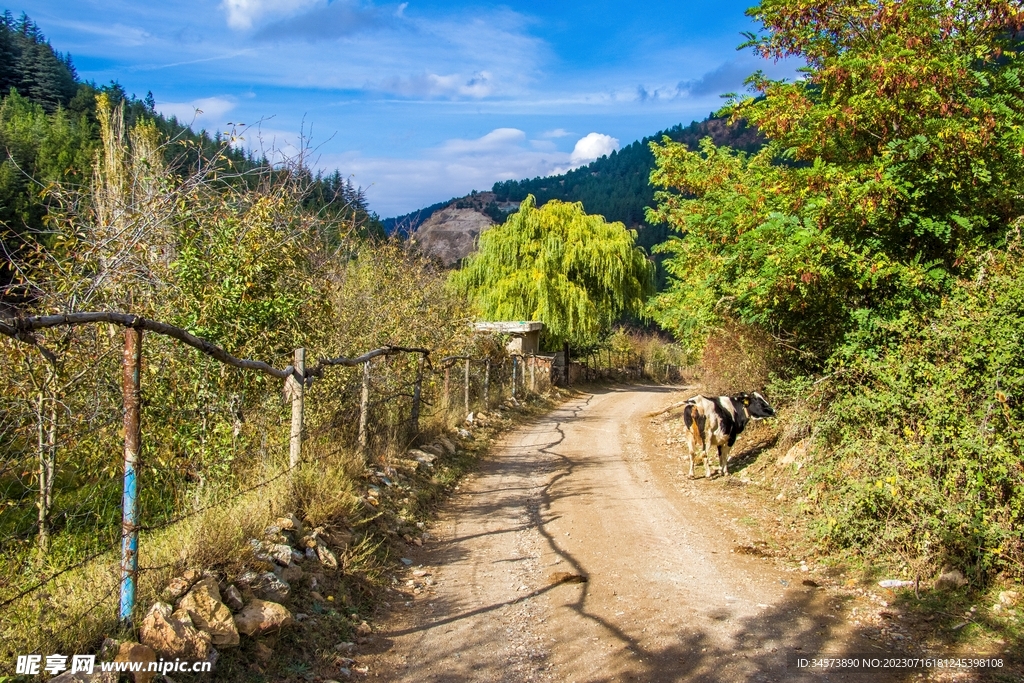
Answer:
0 17 15 94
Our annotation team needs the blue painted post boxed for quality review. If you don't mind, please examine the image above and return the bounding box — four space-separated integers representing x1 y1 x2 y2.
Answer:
119 327 142 625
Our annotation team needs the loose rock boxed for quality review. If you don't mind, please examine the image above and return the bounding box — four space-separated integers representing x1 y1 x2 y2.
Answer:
253 571 291 602
276 513 303 534
222 585 244 612
178 578 240 647
47 671 116 682
266 543 294 566
160 576 194 604
114 642 157 683
139 602 216 662
935 569 968 591
280 563 303 583
549 572 587 585
317 545 338 569
233 599 294 636
408 449 436 465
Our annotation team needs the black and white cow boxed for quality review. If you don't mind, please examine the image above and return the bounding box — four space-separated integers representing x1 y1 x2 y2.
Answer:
681 392 775 478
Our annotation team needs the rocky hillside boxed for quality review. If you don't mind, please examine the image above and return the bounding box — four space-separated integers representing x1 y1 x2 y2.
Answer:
410 191 518 267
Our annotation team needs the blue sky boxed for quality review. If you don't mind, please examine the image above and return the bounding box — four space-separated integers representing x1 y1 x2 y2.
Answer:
16 0 796 217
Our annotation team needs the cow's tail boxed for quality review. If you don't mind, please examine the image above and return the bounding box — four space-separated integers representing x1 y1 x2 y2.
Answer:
683 403 706 447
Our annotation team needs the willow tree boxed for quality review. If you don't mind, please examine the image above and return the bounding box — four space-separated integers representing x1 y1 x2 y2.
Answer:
450 195 654 348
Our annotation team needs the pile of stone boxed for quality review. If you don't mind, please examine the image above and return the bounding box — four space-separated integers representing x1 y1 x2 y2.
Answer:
136 566 302 666
405 433 459 470
52 512 351 681
243 513 346 597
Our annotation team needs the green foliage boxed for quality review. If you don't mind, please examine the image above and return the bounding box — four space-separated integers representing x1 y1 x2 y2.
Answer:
646 0 1024 582
450 195 655 348
0 86 485 661
808 238 1024 578
0 89 96 289
648 0 1024 361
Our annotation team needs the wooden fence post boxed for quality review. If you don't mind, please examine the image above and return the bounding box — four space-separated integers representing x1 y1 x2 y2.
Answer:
36 364 57 554
563 342 571 387
410 354 424 434
513 356 520 400
444 365 451 411
483 359 490 409
289 348 305 470
359 359 370 452
119 327 142 625
463 358 470 416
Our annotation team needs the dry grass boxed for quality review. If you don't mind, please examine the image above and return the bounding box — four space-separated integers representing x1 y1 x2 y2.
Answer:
699 320 778 396
0 458 294 664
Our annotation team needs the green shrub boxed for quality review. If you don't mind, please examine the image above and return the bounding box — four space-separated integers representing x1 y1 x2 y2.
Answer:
807 238 1024 580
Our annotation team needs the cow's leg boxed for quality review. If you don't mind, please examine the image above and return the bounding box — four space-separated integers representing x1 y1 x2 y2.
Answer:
719 443 732 476
704 442 715 479
685 426 699 478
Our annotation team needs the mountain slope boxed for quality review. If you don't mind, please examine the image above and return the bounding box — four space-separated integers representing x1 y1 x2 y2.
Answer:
492 116 763 254
389 115 763 268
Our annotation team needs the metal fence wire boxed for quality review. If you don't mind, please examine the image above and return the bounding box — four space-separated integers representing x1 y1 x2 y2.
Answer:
0 312 692 663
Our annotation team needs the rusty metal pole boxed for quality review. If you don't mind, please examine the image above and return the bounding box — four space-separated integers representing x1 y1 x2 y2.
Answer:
359 359 370 452
289 348 304 470
118 327 142 625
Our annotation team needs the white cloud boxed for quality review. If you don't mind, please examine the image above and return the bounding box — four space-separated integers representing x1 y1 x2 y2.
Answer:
439 128 526 154
55 20 151 47
541 128 572 139
221 0 320 30
322 127 578 216
377 71 496 99
568 132 619 166
156 97 237 129
253 1 384 41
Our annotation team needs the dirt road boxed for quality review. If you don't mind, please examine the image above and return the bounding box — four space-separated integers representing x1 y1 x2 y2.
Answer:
359 385 920 682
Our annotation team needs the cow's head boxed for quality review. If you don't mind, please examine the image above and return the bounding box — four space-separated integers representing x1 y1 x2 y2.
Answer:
733 392 775 419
